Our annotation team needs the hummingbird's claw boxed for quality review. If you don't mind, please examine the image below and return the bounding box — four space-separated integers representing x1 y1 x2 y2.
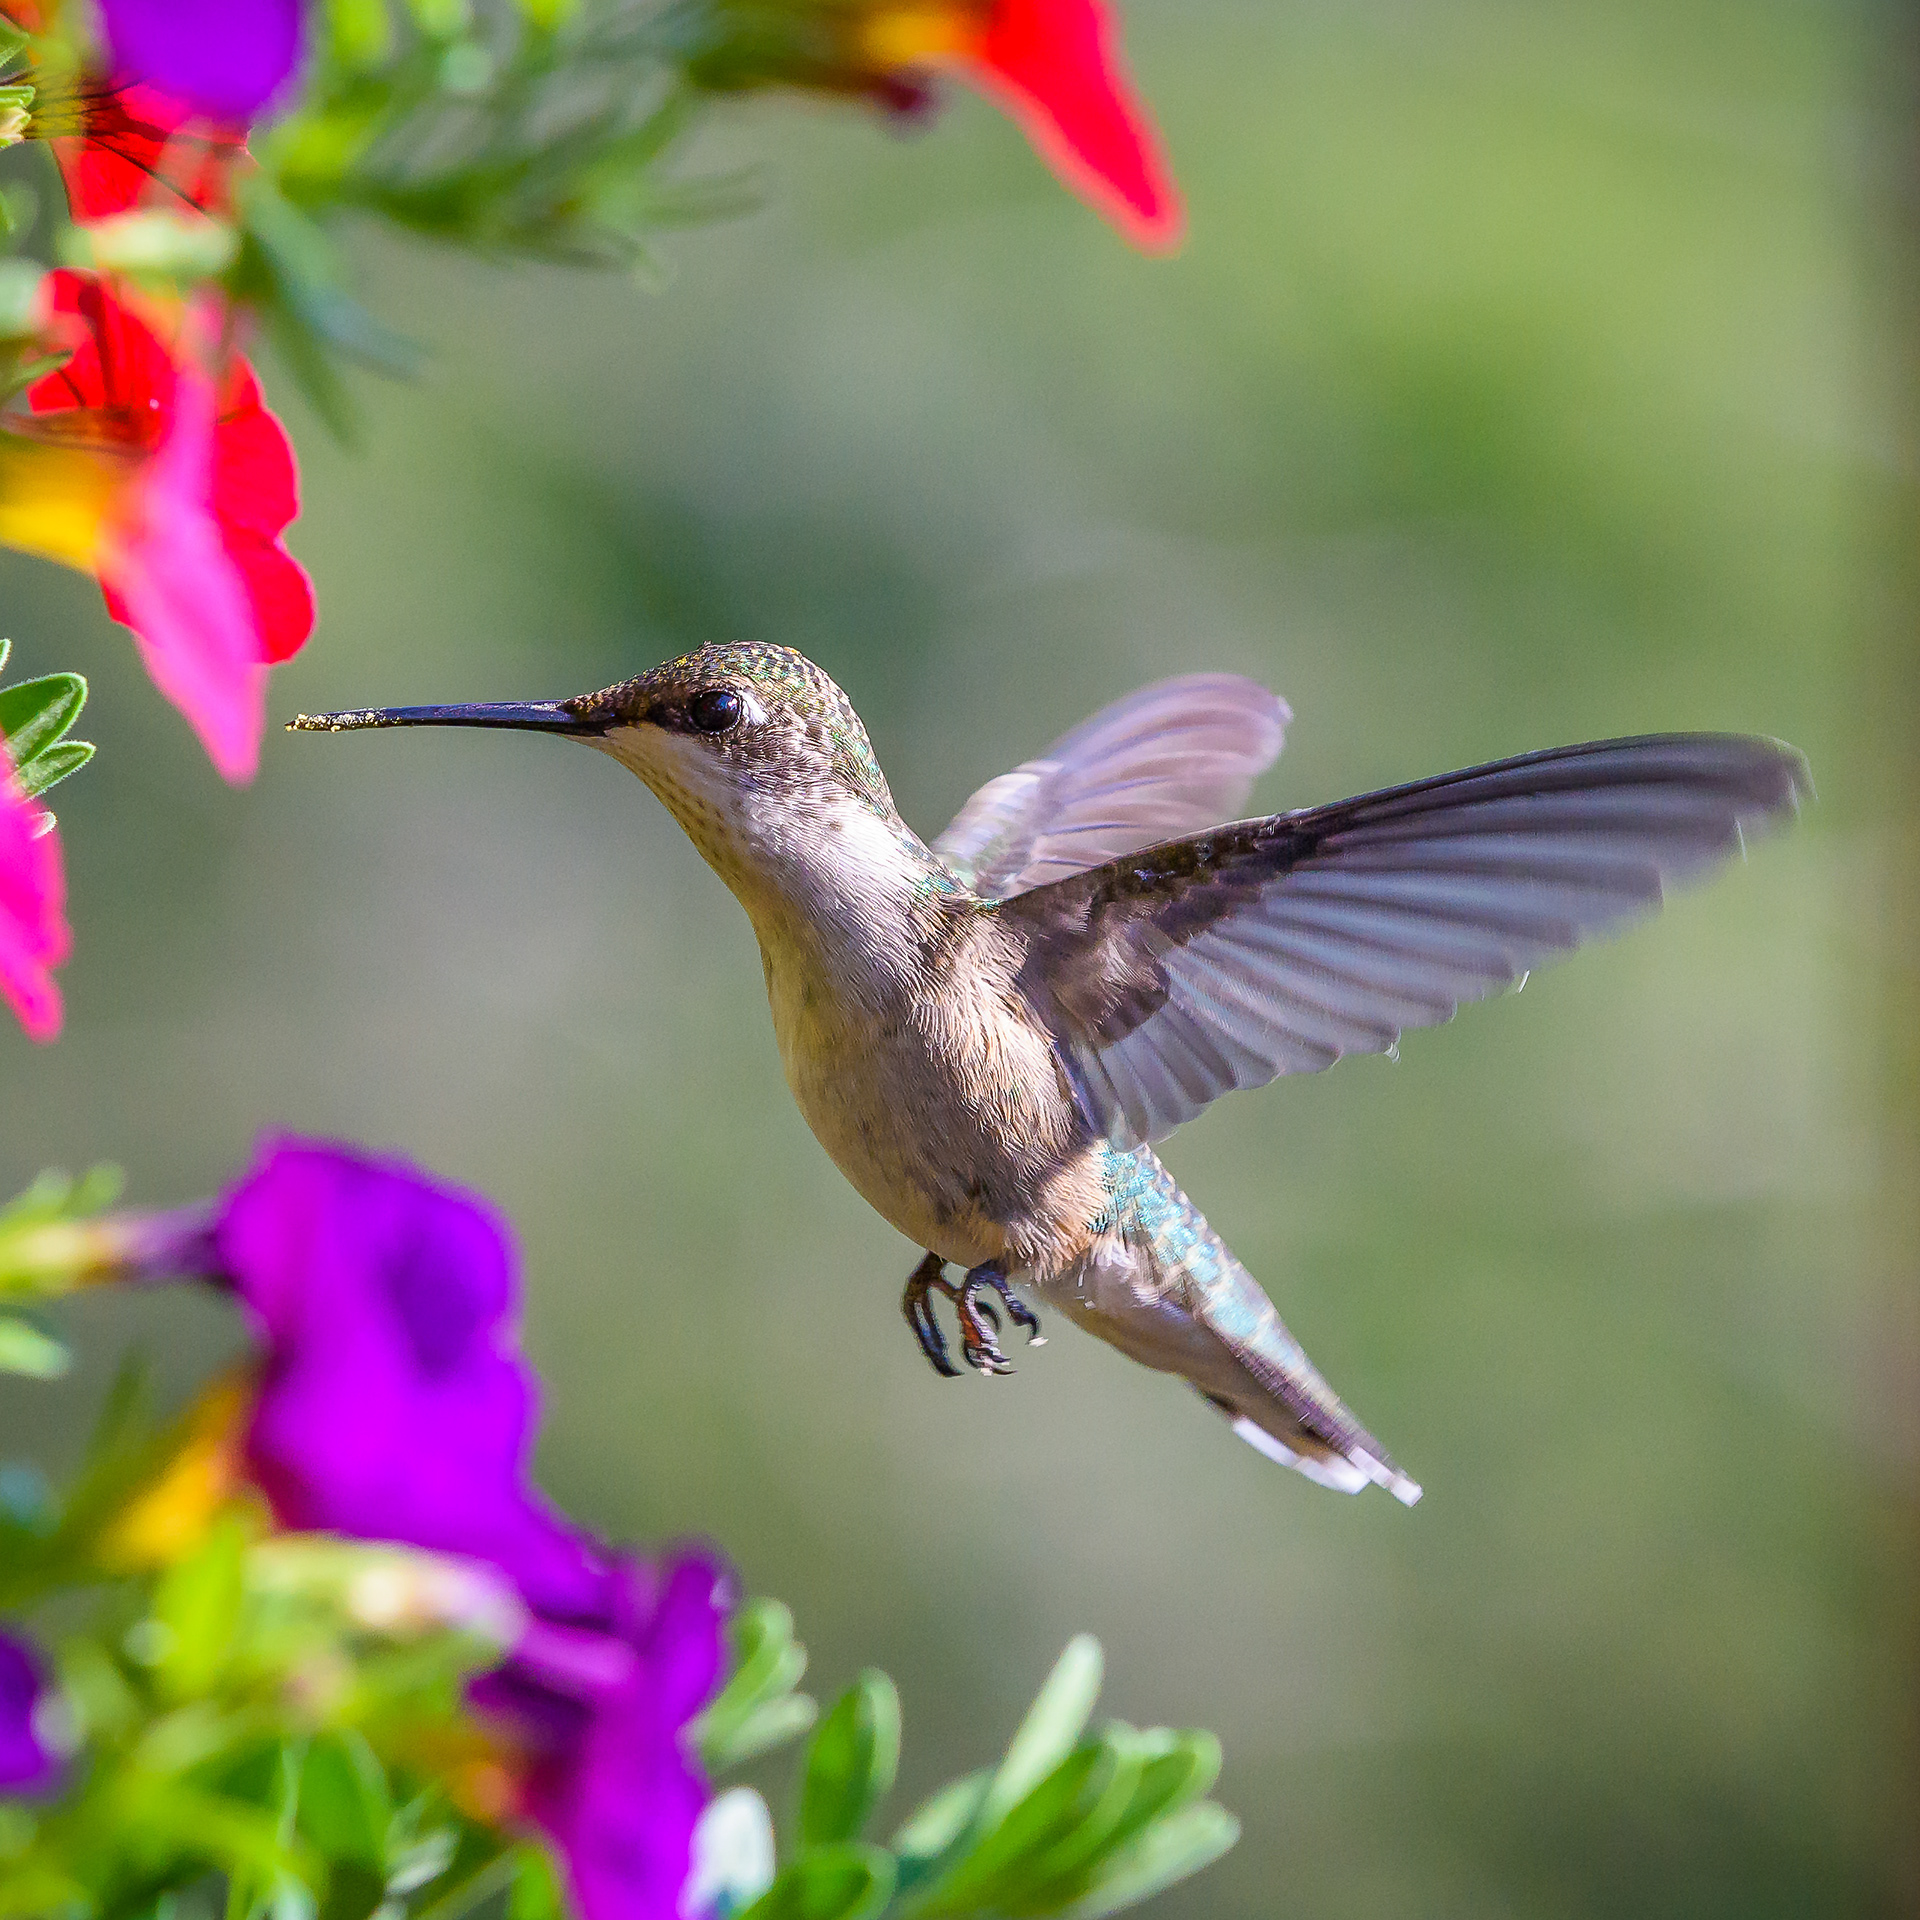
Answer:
901 1255 1042 1379
902 1253 962 1378
958 1263 1040 1377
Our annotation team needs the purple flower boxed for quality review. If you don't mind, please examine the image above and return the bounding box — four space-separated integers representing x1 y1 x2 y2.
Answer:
96 0 305 122
479 1555 732 1920
214 1140 605 1619
0 1630 65 1797
206 1138 733 1920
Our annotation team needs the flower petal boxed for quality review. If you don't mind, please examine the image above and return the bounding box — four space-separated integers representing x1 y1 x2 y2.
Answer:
29 268 176 446
970 0 1183 251
0 1630 66 1794
477 1553 733 1920
0 764 68 1043
101 361 266 784
213 357 314 664
214 1139 608 1621
46 81 246 220
30 277 314 766
96 0 305 123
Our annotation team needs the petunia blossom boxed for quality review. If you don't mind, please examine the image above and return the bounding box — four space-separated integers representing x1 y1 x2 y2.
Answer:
858 0 1182 249
0 1628 66 1795
213 1139 608 1621
0 755 69 1042
33 78 247 219
200 1137 734 1920
0 272 313 782
473 1554 732 1920
94 0 305 124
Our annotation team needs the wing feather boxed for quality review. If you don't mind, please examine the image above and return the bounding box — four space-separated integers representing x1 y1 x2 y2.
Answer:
932 675 1289 899
1004 733 1808 1145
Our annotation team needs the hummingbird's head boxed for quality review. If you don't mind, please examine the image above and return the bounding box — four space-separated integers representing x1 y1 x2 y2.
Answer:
290 642 908 905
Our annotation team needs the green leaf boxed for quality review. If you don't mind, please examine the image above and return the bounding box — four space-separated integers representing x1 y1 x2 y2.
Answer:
985 1729 1226 1915
995 1738 1149 1914
798 1670 900 1848
298 1731 391 1870
151 1509 250 1698
737 1844 895 1920
507 1843 566 1920
713 1691 818 1770
0 671 87 768
0 1353 158 1604
0 1315 69 1378
127 1779 316 1887
0 1862 88 1918
1048 1803 1240 1920
696 1598 815 1773
0 1161 122 1233
15 739 94 800
909 1745 1116 1918
979 1637 1104 1831
1087 1731 1221 1863
890 1771 989 1892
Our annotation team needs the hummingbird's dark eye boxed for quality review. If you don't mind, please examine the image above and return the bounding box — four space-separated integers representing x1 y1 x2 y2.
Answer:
687 688 743 735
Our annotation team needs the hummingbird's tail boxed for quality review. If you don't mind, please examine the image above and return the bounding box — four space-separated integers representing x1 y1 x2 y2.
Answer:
1057 1146 1423 1505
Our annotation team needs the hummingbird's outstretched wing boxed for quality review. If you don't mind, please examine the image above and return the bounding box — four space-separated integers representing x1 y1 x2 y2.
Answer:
1002 734 1808 1147
932 675 1289 900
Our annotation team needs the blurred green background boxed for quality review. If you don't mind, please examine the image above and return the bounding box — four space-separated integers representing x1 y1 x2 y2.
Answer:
4 0 1917 1912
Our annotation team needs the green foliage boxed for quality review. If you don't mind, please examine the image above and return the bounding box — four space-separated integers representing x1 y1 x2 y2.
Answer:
0 1289 1235 1920
740 1845 896 1920
696 1598 818 1773
798 1673 899 1849
0 1313 67 1377
0 1165 123 1383
2 1516 525 1920
0 639 93 803
701 1632 1237 1920
262 0 753 266
2 1511 1236 1920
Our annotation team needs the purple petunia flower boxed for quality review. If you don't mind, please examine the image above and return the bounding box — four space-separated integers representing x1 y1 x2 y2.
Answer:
0 1630 66 1796
478 1555 732 1920
96 0 305 122
216 1140 605 1620
207 1138 733 1920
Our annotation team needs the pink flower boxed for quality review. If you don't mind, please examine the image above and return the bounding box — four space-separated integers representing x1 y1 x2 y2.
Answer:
0 757 70 1042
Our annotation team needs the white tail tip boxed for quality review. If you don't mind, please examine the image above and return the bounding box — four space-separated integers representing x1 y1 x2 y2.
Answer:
1232 1419 1422 1504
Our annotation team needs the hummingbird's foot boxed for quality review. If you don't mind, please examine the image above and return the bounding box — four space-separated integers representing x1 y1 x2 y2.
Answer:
957 1262 1043 1377
902 1253 963 1379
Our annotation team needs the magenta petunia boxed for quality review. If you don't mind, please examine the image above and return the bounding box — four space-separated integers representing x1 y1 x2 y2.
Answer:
205 1137 733 1920
95 0 305 123
0 1629 65 1796
477 1554 733 1920
0 762 68 1043
214 1138 606 1621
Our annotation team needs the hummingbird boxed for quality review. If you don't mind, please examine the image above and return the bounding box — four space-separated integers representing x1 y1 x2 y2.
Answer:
292 646 1806 1504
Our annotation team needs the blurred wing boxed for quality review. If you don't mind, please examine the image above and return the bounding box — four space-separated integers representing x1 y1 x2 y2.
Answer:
1004 734 1809 1147
932 675 1289 900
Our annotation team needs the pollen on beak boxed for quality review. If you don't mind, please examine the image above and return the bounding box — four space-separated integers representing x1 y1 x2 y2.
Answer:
286 700 610 737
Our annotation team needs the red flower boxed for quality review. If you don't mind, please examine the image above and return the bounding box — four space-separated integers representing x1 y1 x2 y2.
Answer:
0 273 313 782
861 0 1182 251
38 78 246 220
3 0 248 221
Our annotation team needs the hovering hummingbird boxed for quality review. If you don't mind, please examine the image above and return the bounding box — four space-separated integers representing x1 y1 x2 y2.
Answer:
293 647 1806 1504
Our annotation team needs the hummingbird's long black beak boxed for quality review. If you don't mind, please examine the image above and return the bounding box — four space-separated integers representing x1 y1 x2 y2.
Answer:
286 700 608 737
